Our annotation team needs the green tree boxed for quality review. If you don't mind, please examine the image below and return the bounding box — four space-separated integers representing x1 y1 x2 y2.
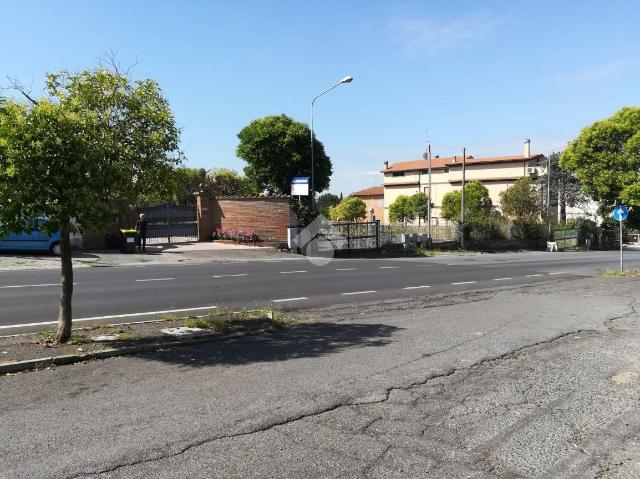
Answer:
139 167 206 206
561 107 640 207
389 195 415 225
536 152 585 224
441 181 493 224
207 168 259 197
0 68 181 342
236 114 332 194
408 192 430 225
500 177 541 239
328 196 366 222
500 177 540 222
316 193 340 218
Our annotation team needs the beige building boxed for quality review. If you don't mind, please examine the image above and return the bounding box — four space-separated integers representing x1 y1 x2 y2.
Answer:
351 186 384 222
382 140 545 224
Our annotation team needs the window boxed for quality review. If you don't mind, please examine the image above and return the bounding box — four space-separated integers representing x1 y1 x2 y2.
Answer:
444 167 449 173
392 172 404 177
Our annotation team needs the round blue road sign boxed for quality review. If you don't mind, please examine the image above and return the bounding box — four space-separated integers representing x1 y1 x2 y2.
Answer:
613 205 629 222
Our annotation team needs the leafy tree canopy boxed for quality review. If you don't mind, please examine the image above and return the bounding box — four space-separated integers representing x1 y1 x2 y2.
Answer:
316 192 340 218
0 67 182 341
329 196 366 222
236 114 332 195
207 167 259 197
499 176 540 222
408 192 430 223
561 107 640 207
441 181 493 224
389 195 416 225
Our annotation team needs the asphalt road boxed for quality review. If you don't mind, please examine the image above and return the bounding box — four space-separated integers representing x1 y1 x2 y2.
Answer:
1 250 639 333
2 274 639 478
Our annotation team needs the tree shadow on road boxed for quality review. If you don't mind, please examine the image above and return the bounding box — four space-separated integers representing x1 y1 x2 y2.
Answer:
139 322 401 368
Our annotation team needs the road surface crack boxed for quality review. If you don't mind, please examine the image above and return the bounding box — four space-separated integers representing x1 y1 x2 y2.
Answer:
69 327 600 478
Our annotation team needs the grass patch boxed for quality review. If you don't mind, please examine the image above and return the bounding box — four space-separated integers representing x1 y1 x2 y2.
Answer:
117 331 136 341
182 309 298 334
88 322 114 330
601 270 640 278
68 335 87 345
39 327 57 342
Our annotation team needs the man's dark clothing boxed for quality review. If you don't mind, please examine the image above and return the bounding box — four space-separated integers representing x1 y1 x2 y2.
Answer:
135 219 148 252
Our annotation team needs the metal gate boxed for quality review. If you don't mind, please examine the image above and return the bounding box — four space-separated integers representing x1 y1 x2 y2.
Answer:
136 203 197 243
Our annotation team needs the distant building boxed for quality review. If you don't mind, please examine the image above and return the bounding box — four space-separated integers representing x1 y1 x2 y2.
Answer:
381 139 545 224
351 186 384 222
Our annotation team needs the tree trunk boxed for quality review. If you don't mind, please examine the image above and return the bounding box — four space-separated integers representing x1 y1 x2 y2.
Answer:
55 226 73 343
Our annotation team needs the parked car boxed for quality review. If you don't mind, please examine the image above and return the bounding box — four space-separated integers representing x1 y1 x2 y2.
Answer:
0 218 82 256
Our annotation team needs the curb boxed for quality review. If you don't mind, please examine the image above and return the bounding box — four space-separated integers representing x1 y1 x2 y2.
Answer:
0 329 263 375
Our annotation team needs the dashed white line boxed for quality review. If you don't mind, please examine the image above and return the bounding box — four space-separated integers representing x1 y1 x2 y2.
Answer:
526 274 543 277
0 305 219 330
135 278 175 282
280 270 307 274
271 297 308 303
335 268 356 271
0 283 63 289
451 281 476 285
493 277 512 281
548 272 567 275
341 290 377 296
403 285 431 290
380 266 399 269
212 274 248 278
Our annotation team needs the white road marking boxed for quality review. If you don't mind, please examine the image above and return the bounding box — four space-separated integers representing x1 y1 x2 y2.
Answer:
451 281 476 285
280 270 307 274
493 277 512 281
380 266 399 269
0 305 219 330
526 274 543 277
548 272 567 275
335 268 356 271
212 274 248 278
403 285 431 290
135 278 175 282
0 282 77 289
271 297 308 303
341 290 377 296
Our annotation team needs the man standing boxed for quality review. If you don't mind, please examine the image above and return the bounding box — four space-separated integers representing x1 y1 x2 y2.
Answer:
135 213 148 252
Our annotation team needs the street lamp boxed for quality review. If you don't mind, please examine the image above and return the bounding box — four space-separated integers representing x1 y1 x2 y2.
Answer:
310 76 353 203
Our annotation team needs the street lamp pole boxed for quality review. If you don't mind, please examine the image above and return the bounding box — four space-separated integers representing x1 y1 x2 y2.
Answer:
310 76 353 204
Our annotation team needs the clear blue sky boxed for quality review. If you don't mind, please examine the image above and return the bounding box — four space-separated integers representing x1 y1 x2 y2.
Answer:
2 0 639 195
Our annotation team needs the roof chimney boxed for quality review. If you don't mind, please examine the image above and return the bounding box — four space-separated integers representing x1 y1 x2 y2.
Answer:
453 156 457 163
524 138 531 158
383 161 389 170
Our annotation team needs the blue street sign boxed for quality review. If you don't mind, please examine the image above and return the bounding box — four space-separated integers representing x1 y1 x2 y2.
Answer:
613 205 629 222
292 177 309 184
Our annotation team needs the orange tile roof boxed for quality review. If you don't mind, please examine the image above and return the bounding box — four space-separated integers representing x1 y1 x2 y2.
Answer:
351 185 384 197
383 154 544 173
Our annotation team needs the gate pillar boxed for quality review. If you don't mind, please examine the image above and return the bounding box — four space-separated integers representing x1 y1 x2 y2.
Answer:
195 192 215 241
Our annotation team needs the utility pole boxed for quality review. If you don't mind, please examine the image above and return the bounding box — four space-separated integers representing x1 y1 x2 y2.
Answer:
428 144 432 246
547 153 552 241
460 147 466 250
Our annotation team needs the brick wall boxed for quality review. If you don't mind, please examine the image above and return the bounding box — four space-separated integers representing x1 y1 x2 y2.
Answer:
197 194 296 243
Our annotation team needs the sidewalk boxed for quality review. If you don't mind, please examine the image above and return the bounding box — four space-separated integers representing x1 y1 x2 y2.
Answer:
0 309 303 374
0 241 297 271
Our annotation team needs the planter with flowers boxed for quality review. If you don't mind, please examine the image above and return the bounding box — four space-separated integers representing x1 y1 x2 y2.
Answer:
213 228 259 243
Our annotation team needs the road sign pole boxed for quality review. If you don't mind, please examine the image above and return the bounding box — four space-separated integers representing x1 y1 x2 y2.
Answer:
620 218 624 273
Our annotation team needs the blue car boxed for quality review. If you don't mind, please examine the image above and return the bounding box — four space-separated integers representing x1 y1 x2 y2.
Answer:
0 218 63 256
